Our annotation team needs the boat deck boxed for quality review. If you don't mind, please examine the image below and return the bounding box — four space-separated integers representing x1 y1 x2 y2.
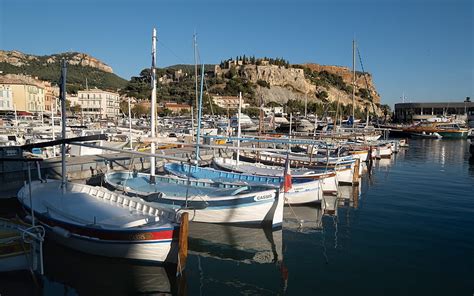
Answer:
20 181 174 230
107 172 264 198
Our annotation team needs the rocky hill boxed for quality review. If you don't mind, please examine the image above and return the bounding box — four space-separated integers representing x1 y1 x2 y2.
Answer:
0 50 127 93
214 61 381 113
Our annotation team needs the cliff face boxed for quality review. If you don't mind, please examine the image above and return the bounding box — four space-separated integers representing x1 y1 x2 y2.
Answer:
218 63 381 113
0 50 114 73
241 65 315 94
303 63 380 106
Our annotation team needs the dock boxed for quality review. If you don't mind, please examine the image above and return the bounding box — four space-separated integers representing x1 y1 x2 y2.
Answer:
0 146 232 198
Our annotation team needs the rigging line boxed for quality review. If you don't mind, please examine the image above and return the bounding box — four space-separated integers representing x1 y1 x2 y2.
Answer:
356 47 377 118
196 47 215 116
157 40 192 65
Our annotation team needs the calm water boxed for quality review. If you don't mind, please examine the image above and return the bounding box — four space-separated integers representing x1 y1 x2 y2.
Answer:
1 139 473 295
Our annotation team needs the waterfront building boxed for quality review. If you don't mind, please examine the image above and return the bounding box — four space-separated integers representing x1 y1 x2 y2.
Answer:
263 106 284 115
0 74 46 113
76 89 120 119
212 95 250 109
394 99 474 122
44 82 59 112
0 84 13 112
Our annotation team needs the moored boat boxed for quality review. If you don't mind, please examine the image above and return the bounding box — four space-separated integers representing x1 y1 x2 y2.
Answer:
104 172 284 227
402 122 469 139
17 180 187 265
212 157 339 192
163 162 323 204
235 152 356 185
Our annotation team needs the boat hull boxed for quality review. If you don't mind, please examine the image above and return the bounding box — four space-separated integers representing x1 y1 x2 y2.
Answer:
46 228 178 263
163 163 324 204
104 172 284 227
17 181 181 264
437 131 468 139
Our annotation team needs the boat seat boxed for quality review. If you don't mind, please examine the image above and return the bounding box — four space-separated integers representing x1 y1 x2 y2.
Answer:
230 186 249 196
143 192 164 202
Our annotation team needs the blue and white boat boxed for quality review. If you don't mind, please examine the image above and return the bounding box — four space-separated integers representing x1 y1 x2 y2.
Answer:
164 163 324 204
104 172 284 228
212 157 339 192
237 152 356 185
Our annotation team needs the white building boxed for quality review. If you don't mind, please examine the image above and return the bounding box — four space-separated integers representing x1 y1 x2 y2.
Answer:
76 89 120 119
212 95 250 109
0 84 13 111
263 106 284 115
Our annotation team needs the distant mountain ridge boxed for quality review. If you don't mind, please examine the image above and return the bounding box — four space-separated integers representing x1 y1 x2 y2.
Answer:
0 50 127 93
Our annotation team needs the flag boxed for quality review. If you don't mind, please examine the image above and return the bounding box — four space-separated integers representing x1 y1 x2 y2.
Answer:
281 154 292 193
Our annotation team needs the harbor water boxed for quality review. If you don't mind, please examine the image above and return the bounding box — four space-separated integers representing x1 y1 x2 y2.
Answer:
1 139 473 295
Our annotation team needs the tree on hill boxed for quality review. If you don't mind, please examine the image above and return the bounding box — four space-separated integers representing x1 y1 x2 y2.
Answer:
0 61 127 94
132 102 148 117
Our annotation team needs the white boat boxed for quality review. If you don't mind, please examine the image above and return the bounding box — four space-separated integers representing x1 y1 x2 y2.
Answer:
68 140 128 156
17 180 187 264
212 157 339 193
227 153 355 186
373 143 392 159
104 172 284 227
348 149 369 161
163 163 324 205
231 113 256 130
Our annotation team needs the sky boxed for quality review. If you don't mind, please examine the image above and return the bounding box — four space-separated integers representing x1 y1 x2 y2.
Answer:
0 0 472 107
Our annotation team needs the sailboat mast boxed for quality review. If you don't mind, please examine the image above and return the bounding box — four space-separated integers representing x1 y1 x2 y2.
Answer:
236 92 242 165
60 59 67 191
193 33 199 136
150 28 157 183
14 104 18 135
195 64 205 165
128 96 132 150
259 95 263 136
352 39 356 127
51 100 56 156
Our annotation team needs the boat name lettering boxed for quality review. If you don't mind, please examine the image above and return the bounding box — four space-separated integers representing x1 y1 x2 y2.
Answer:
254 194 273 201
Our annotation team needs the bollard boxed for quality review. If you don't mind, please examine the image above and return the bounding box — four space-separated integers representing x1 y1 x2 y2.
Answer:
352 158 360 185
352 185 359 208
177 212 189 276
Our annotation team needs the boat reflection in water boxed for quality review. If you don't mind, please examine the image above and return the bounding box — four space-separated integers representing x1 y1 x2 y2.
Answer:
186 223 286 294
337 185 362 208
188 223 282 264
283 205 323 233
42 240 185 295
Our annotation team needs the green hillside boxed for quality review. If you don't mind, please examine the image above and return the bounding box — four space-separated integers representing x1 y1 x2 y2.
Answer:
0 53 127 93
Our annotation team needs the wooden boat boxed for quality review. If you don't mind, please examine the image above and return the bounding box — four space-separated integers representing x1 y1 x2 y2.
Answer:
212 157 339 193
104 172 284 228
17 180 187 265
402 122 469 139
348 149 369 161
236 152 355 185
373 143 393 159
410 132 442 139
163 162 323 204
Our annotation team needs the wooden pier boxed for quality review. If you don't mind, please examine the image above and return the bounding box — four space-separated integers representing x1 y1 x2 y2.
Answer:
0 146 232 198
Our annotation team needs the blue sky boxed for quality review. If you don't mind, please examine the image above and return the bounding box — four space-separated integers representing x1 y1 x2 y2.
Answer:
1 0 472 106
